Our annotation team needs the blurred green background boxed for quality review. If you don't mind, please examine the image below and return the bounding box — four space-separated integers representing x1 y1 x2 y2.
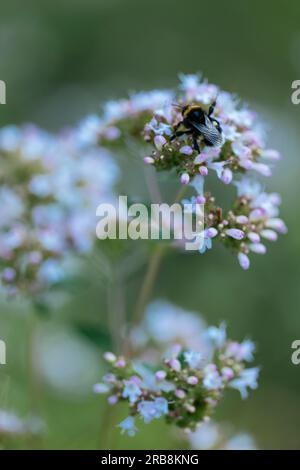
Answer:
1 0 300 449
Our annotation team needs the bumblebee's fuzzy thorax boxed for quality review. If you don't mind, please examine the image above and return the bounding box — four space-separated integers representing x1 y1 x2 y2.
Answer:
171 101 223 151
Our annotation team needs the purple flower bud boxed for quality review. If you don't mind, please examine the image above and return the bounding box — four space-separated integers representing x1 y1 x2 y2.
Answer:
239 159 253 170
260 229 278 241
266 218 288 234
115 359 126 368
261 149 281 161
180 173 190 185
199 166 208 176
168 358 181 372
144 156 154 165
29 251 42 265
108 395 118 405
93 383 110 394
2 267 16 282
248 243 267 254
175 389 186 399
105 126 121 140
252 162 272 177
222 367 234 380
225 228 245 240
155 370 167 381
154 135 166 150
221 168 233 185
236 215 249 224
247 232 260 243
180 145 193 155
238 252 250 270
196 195 206 204
187 376 199 385
249 208 266 221
206 227 218 238
269 193 281 205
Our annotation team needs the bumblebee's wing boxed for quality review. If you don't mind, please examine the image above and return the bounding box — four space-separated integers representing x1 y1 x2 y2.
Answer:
190 116 223 146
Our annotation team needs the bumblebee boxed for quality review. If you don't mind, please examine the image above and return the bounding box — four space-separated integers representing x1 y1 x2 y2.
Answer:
170 101 223 152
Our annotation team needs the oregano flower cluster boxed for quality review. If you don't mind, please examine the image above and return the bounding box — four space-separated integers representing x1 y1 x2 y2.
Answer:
78 73 286 270
94 302 259 436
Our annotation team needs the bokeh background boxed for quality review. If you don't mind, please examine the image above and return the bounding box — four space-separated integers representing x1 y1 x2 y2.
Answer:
0 0 300 449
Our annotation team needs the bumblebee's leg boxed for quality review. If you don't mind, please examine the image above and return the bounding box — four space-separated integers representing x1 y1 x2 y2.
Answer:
208 100 216 116
192 134 200 153
170 121 184 141
170 126 193 141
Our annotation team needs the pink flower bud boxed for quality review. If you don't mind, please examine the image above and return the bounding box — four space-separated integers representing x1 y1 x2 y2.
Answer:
180 173 190 185
247 232 260 243
103 352 116 363
248 243 267 254
105 127 121 140
108 395 118 405
236 215 249 224
175 389 186 399
144 156 154 165
187 376 199 385
93 383 109 394
206 227 218 238
196 195 206 204
261 149 281 161
252 162 272 177
266 218 288 234
260 229 278 241
221 367 234 380
168 358 181 372
239 159 253 170
180 145 193 156
154 135 166 150
115 359 126 368
225 228 245 240
155 370 167 381
221 168 233 185
199 166 208 176
2 267 16 282
238 252 250 270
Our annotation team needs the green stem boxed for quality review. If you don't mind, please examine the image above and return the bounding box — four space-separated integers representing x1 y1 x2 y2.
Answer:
131 184 189 327
27 310 43 449
131 243 166 327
